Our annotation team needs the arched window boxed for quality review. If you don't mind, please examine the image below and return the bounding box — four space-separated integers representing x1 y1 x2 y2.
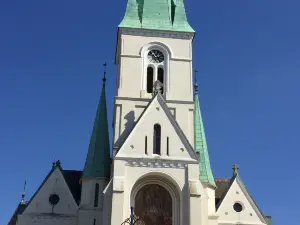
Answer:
142 44 170 96
157 68 164 94
147 67 154 93
153 124 161 155
94 183 99 207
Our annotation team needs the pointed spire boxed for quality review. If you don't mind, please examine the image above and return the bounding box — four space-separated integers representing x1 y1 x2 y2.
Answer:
119 0 194 32
21 180 26 204
193 69 216 187
82 63 111 180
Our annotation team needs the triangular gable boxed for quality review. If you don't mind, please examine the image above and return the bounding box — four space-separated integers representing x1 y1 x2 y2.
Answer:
8 203 27 225
216 175 267 224
115 93 198 160
23 162 79 215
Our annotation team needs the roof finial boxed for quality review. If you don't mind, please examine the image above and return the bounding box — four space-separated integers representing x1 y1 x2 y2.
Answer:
103 62 107 82
21 180 27 204
56 160 61 167
194 68 198 94
232 164 239 176
52 160 56 169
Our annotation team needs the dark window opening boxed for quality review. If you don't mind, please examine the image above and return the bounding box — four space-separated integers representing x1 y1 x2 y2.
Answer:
93 219 96 225
147 67 154 93
94 183 99 207
157 68 164 94
153 124 161 155
233 203 243 212
145 136 148 155
167 137 169 156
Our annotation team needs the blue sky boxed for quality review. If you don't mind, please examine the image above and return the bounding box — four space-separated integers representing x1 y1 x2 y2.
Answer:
0 0 299 224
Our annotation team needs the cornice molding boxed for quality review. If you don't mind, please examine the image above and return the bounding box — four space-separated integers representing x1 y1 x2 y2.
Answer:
119 27 194 40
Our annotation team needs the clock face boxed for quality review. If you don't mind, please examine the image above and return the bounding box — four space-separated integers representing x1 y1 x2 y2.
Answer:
147 50 164 63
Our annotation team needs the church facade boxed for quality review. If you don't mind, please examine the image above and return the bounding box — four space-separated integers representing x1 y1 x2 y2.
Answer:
9 1 272 225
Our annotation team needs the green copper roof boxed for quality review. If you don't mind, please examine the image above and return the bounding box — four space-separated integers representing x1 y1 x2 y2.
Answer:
119 0 195 33
194 84 216 187
82 77 111 180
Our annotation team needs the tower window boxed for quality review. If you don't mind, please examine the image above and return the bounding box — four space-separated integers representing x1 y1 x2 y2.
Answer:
94 183 99 207
93 219 96 225
147 67 154 93
153 124 161 155
157 68 164 94
167 137 169 156
145 136 148 155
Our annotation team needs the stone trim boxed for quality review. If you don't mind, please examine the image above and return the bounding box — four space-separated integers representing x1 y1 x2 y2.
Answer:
119 27 194 40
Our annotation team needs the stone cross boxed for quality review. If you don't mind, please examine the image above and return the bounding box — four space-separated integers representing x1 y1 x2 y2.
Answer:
232 164 239 175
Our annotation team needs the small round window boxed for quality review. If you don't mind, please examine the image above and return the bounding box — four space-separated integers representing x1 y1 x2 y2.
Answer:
49 194 60 206
233 202 243 212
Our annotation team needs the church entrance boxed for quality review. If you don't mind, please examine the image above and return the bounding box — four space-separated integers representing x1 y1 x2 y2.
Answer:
134 184 172 225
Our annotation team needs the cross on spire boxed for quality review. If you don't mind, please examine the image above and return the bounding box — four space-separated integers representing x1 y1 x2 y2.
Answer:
194 68 199 93
103 62 107 82
232 164 239 176
21 180 27 204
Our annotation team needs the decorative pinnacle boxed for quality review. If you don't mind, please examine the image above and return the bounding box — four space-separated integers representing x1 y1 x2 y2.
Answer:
21 180 27 203
232 164 239 176
194 69 199 93
103 62 107 82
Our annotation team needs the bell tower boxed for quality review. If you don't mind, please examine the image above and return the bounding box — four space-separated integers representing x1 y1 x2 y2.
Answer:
113 0 196 153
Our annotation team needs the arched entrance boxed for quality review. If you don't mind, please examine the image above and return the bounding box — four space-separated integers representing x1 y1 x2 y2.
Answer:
134 184 172 225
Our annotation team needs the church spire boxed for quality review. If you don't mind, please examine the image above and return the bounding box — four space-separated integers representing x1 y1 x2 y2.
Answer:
82 63 111 180
119 0 194 32
193 70 216 187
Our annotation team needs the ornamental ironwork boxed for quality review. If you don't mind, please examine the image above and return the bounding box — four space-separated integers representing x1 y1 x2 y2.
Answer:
121 207 145 225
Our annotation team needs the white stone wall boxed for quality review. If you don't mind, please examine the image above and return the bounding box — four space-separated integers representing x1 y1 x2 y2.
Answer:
78 179 107 225
17 168 78 225
17 215 77 225
216 178 267 225
116 31 193 102
113 98 194 151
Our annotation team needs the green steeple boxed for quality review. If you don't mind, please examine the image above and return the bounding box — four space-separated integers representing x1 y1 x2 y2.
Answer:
82 68 111 180
194 82 216 187
119 0 195 33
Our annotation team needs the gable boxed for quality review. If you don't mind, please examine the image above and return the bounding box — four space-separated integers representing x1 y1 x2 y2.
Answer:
115 94 197 161
23 166 79 215
8 203 27 225
216 176 267 225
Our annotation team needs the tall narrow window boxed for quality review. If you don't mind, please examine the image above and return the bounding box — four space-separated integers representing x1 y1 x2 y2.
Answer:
147 67 154 93
94 183 99 207
167 137 169 156
145 136 148 155
93 219 96 225
153 124 161 155
157 68 164 94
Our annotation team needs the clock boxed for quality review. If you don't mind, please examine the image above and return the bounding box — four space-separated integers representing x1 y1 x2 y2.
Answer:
147 50 164 63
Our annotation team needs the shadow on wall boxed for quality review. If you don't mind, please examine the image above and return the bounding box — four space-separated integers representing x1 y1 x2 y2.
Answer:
115 110 135 147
